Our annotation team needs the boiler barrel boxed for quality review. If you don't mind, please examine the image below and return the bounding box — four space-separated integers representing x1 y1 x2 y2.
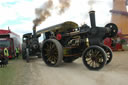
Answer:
36 23 62 35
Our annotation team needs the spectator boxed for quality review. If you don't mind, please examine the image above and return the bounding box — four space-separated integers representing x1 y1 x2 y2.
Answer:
4 48 9 58
0 49 8 67
15 47 19 58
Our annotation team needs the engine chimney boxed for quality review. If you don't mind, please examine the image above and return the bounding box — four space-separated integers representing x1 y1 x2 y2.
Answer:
89 11 96 28
33 25 37 37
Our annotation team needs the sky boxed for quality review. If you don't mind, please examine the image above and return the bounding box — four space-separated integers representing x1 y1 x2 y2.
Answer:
0 0 125 41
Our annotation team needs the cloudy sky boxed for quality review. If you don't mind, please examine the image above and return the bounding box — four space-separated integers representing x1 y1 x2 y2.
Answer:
0 0 114 40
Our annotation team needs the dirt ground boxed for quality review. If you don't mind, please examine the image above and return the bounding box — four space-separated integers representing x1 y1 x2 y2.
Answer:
0 51 128 85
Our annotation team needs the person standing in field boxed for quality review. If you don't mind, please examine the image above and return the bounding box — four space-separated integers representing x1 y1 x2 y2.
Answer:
15 47 19 58
4 47 9 58
3 48 9 66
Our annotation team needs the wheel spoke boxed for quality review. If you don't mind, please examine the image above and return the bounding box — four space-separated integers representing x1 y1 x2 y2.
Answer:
53 58 57 63
92 61 96 68
98 58 104 63
93 49 97 55
87 59 93 65
44 53 49 56
45 43 50 49
86 57 91 61
51 43 55 49
95 51 100 57
91 61 95 67
49 42 53 49
91 49 94 54
52 48 57 53
44 47 51 54
47 56 52 61
95 62 99 67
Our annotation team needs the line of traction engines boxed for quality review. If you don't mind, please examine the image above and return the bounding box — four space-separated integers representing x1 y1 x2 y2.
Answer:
22 11 118 70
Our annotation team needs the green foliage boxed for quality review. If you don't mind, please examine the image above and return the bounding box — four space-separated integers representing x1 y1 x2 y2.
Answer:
0 56 23 85
0 61 16 85
120 39 127 44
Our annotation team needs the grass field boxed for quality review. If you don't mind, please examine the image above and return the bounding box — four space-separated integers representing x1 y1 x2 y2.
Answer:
0 56 26 85
0 59 17 85
0 56 41 85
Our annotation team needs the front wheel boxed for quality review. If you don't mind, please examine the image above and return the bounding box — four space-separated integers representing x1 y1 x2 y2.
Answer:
82 46 107 70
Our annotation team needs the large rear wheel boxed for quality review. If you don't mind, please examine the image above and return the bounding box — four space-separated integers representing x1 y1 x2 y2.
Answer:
42 39 63 66
82 46 107 70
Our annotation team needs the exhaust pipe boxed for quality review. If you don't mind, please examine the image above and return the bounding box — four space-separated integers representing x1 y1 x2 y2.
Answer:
89 11 96 28
33 25 37 37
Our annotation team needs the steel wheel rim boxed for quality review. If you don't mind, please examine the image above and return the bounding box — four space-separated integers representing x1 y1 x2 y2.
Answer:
106 49 111 61
84 48 105 69
103 46 112 64
43 41 58 65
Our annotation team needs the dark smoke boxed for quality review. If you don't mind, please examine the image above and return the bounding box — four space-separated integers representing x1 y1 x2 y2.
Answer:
58 0 71 14
33 0 71 29
33 0 53 28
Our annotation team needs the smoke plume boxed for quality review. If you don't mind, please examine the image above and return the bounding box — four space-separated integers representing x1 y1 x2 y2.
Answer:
88 0 95 10
58 0 71 14
33 0 71 29
33 0 53 28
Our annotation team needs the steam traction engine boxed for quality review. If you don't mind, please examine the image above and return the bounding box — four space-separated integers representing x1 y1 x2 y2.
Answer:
36 11 117 70
37 11 118 70
22 27 41 62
